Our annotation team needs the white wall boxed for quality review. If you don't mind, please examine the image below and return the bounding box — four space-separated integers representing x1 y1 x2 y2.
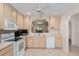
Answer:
60 15 69 52
71 16 79 47
60 7 79 53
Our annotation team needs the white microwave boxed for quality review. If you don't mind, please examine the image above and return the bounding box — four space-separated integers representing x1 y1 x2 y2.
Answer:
4 19 18 30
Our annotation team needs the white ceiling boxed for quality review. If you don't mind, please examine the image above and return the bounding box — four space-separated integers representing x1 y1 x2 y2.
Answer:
10 3 79 16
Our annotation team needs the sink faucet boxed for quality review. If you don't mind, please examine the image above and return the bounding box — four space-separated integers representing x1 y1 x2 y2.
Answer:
34 33 40 36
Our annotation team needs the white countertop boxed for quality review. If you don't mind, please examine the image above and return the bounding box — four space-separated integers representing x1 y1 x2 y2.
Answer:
0 42 13 50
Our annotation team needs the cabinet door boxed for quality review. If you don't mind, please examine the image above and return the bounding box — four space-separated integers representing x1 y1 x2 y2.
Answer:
3 49 13 56
12 8 17 22
0 4 4 29
4 4 12 19
23 16 30 29
55 36 63 48
17 12 24 29
0 45 13 56
38 36 46 48
0 4 4 19
26 36 38 48
26 36 35 48
26 36 46 48
50 16 60 30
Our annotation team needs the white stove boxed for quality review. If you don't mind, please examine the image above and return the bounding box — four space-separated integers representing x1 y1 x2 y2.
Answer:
1 33 25 56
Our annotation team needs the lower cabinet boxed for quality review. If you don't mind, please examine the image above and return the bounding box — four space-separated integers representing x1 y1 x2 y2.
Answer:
26 36 35 48
25 35 63 49
0 44 13 56
26 36 46 48
55 36 63 48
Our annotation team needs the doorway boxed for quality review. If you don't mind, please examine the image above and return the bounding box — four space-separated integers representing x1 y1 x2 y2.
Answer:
68 13 79 55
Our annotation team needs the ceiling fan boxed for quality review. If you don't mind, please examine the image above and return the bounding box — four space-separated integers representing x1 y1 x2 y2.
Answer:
26 5 50 16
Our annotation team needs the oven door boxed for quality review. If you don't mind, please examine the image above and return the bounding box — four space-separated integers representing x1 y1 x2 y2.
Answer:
16 38 25 56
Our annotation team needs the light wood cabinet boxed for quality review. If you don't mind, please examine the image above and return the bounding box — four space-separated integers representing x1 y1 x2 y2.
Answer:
26 36 35 48
0 4 4 19
26 36 46 48
0 44 13 56
0 3 25 30
54 30 63 48
49 16 60 30
3 49 13 56
23 16 30 29
4 4 12 19
12 8 17 22
0 3 17 30
0 4 4 29
38 36 46 48
26 35 63 49
17 12 24 29
55 36 63 48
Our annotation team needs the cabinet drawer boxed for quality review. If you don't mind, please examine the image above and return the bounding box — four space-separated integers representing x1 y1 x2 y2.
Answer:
0 45 13 56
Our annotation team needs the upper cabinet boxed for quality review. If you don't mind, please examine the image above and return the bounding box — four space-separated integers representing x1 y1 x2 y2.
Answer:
0 3 24 30
23 16 30 29
12 8 17 22
17 12 24 29
0 3 18 30
0 4 4 19
49 16 60 30
4 4 12 19
0 4 4 29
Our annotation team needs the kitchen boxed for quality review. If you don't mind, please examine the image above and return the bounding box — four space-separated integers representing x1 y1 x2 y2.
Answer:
0 3 77 56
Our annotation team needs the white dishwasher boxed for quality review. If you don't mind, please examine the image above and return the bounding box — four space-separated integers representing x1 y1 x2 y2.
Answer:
46 36 55 48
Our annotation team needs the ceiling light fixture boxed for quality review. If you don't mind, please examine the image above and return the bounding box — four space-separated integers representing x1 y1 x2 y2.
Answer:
36 7 45 20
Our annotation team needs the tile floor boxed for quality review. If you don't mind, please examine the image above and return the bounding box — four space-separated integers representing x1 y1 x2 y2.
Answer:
69 46 79 56
25 48 67 56
25 46 79 56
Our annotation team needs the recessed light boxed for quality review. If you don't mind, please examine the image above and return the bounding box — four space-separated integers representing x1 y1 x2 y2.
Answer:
26 12 31 15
